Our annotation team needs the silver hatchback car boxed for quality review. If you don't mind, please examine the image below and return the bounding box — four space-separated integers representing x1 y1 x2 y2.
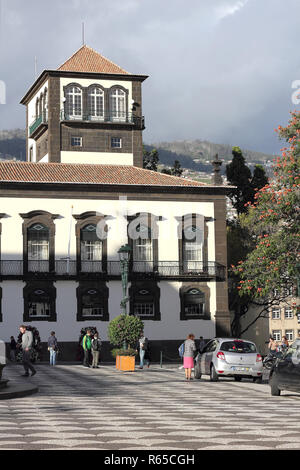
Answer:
194 338 263 382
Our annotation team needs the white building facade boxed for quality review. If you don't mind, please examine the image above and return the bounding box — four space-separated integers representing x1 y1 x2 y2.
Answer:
0 46 231 361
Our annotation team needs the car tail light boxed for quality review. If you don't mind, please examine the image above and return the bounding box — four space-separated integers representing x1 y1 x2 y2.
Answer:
217 352 226 361
256 354 262 362
217 371 224 373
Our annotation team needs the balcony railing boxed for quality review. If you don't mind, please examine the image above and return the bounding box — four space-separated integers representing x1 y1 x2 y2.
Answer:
60 111 145 128
29 111 48 137
0 260 225 280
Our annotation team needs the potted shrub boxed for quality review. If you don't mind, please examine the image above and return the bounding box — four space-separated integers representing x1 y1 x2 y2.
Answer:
108 315 144 371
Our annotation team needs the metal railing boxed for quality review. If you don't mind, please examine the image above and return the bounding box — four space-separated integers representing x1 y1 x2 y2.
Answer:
60 111 145 128
29 111 48 136
0 260 225 279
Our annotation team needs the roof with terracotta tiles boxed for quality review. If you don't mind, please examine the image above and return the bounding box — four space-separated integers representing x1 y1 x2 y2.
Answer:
57 45 129 75
0 161 209 188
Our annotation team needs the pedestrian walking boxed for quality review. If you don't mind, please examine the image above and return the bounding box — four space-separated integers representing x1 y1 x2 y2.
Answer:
9 336 17 362
281 336 289 352
48 331 58 366
184 334 196 381
268 336 278 357
137 331 150 369
19 325 36 377
82 329 92 368
91 332 102 368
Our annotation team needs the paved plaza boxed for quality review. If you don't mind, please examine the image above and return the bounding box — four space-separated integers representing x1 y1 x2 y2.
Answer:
1 363 300 450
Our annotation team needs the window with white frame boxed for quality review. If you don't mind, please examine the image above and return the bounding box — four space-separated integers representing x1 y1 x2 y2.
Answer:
88 86 104 120
133 289 155 318
184 289 205 317
183 226 203 271
81 224 103 271
132 224 153 272
272 308 281 320
110 88 126 121
111 137 122 149
65 86 82 119
82 289 104 317
285 330 294 342
28 224 49 272
71 136 83 147
284 307 294 319
28 289 51 317
272 330 281 341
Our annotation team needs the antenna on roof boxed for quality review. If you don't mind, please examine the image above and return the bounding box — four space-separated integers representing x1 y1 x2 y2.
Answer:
82 22 85 46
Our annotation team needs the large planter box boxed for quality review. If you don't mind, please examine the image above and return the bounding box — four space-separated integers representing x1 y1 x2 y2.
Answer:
116 355 135 372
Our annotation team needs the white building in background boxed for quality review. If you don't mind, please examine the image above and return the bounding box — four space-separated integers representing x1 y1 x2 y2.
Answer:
0 45 231 361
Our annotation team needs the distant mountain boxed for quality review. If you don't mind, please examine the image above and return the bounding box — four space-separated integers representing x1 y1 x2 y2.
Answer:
0 129 275 173
0 129 26 161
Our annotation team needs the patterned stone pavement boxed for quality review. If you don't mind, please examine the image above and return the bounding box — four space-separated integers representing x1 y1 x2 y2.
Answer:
1 363 300 450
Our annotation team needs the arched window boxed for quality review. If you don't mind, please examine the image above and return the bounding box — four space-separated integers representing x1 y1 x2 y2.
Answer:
28 288 51 318
88 86 104 120
183 225 203 272
43 88 48 119
183 288 205 317
39 93 43 118
110 87 126 121
28 223 50 272
81 224 103 272
65 85 82 119
129 282 161 321
77 281 109 321
36 98 40 119
82 289 104 318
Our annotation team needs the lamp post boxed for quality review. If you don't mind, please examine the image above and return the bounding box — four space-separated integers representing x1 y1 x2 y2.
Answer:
118 244 132 350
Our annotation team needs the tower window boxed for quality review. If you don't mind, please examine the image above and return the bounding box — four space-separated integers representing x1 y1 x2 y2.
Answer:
111 137 122 149
71 137 83 147
65 85 82 119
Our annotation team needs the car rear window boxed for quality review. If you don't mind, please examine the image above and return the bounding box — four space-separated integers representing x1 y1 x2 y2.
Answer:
220 341 257 353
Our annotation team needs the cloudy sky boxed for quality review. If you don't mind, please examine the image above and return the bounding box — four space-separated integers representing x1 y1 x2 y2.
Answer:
0 0 300 154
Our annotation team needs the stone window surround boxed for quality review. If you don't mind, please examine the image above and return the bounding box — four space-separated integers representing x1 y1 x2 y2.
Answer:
23 280 57 323
73 212 108 274
129 281 161 321
76 280 109 322
180 283 211 321
20 211 60 274
177 214 208 271
63 83 129 120
126 213 160 269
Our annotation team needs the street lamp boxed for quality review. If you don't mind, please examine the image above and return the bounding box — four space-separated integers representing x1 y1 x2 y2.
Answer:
118 244 132 350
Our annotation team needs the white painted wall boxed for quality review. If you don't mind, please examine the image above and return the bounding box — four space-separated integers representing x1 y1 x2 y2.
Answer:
0 196 218 342
60 151 133 166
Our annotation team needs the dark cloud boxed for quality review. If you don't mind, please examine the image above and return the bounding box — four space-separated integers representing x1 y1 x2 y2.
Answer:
0 0 299 154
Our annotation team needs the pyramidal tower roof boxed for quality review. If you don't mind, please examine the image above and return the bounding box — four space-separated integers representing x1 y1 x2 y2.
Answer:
57 45 129 75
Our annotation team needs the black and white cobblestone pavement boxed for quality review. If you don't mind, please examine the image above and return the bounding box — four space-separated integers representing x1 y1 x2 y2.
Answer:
1 363 300 450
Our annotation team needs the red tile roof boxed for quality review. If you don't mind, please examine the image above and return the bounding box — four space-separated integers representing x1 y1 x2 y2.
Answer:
0 161 208 188
58 45 129 75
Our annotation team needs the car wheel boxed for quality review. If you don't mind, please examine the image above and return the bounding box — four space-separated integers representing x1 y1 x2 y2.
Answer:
270 374 281 396
253 376 263 383
210 364 219 382
194 364 202 380
234 376 242 382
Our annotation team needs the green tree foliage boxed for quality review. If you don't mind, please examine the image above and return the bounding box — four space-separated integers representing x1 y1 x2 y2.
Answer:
108 315 144 349
232 111 300 304
226 147 268 215
143 146 159 172
161 160 183 177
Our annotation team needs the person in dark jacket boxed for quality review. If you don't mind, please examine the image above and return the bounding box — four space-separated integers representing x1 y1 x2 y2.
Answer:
10 336 17 362
48 332 58 366
91 333 102 368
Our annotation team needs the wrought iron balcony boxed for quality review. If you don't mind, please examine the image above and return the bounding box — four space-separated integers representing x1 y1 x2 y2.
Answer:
60 111 145 129
29 111 48 137
0 260 225 281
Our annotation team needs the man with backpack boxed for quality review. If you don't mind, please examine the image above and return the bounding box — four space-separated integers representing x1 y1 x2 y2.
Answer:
82 329 92 368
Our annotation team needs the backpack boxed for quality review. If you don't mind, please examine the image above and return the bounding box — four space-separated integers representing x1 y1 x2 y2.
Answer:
178 343 185 358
